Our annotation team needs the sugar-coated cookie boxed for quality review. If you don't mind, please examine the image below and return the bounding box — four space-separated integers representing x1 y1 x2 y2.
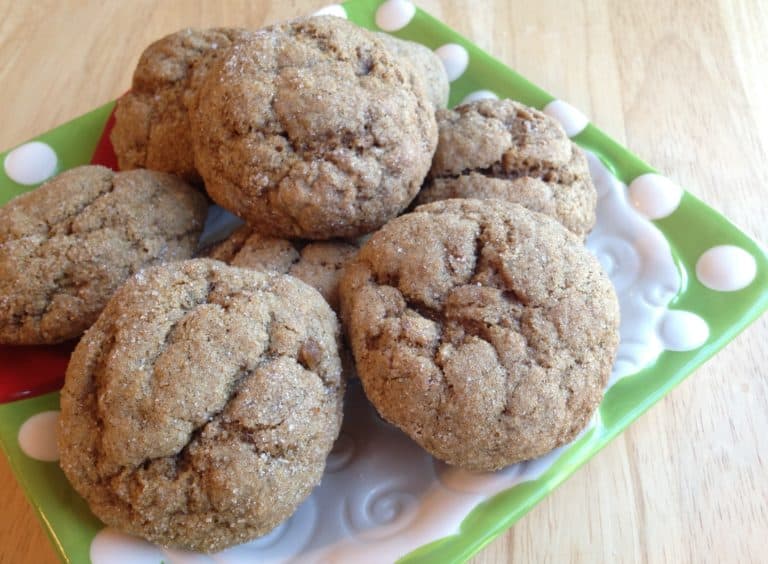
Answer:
192 16 437 239
205 225 357 312
417 99 597 239
111 28 248 183
0 166 207 344
58 259 344 552
340 198 618 471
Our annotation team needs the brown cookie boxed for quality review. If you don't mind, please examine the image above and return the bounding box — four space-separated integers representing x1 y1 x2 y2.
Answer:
111 28 248 183
339 198 619 471
416 99 597 239
374 32 450 108
191 16 438 239
205 224 357 312
0 166 207 345
58 259 344 552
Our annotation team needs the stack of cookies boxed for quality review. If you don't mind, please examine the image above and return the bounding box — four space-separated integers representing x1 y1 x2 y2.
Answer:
0 15 619 553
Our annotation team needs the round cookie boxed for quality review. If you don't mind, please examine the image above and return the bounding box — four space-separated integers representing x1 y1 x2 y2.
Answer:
0 166 207 345
111 27 248 183
374 32 450 108
339 198 619 471
205 225 357 312
416 99 597 239
58 259 344 552
191 15 438 239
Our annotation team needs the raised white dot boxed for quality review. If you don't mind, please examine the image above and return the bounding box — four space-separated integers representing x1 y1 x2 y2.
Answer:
91 528 165 564
659 310 709 351
4 141 58 185
460 90 498 105
18 411 60 462
696 245 757 292
375 0 416 31
543 99 589 137
434 43 469 82
628 173 683 220
313 4 347 18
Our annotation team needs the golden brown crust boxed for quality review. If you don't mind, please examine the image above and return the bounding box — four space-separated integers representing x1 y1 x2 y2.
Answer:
111 28 248 183
191 16 438 239
0 166 207 344
416 99 597 239
339 199 619 471
58 259 344 552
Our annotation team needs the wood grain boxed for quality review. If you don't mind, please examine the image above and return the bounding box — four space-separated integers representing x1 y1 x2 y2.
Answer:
0 1 766 562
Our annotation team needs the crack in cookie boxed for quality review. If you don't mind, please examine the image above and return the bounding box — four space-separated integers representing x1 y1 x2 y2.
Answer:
416 99 597 239
0 166 207 344
340 199 619 471
191 16 437 239
203 224 358 312
58 259 344 552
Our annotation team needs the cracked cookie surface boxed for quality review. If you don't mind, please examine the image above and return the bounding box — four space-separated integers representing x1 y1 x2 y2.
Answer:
111 27 248 183
58 259 344 552
205 224 357 312
416 99 597 239
339 199 619 470
0 166 207 345
191 16 438 239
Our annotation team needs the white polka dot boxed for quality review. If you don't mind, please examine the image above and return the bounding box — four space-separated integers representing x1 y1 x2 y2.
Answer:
4 141 58 185
659 310 709 351
628 173 683 220
91 528 165 564
18 411 60 462
696 245 757 292
313 4 347 18
375 0 416 31
460 90 498 105
434 44 469 82
543 99 590 137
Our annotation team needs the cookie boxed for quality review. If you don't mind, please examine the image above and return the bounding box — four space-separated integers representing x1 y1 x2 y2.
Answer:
416 99 597 239
111 28 248 183
0 166 207 345
374 32 450 108
339 198 619 471
58 259 344 552
191 16 438 239
205 224 357 312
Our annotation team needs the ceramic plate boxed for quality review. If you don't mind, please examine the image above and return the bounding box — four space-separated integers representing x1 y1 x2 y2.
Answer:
1 1 767 562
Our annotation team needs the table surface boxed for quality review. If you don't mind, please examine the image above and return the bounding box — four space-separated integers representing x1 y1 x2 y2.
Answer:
1 1 766 562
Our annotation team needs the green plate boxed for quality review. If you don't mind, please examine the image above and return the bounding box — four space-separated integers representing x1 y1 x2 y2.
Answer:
1 1 766 563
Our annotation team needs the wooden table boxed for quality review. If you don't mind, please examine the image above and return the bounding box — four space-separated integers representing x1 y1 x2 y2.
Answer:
1 1 766 562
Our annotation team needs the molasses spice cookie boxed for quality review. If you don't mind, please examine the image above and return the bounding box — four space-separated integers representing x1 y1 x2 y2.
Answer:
340 198 619 471
58 259 344 552
417 99 597 239
111 27 248 183
192 15 438 239
0 166 207 345
205 224 358 311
